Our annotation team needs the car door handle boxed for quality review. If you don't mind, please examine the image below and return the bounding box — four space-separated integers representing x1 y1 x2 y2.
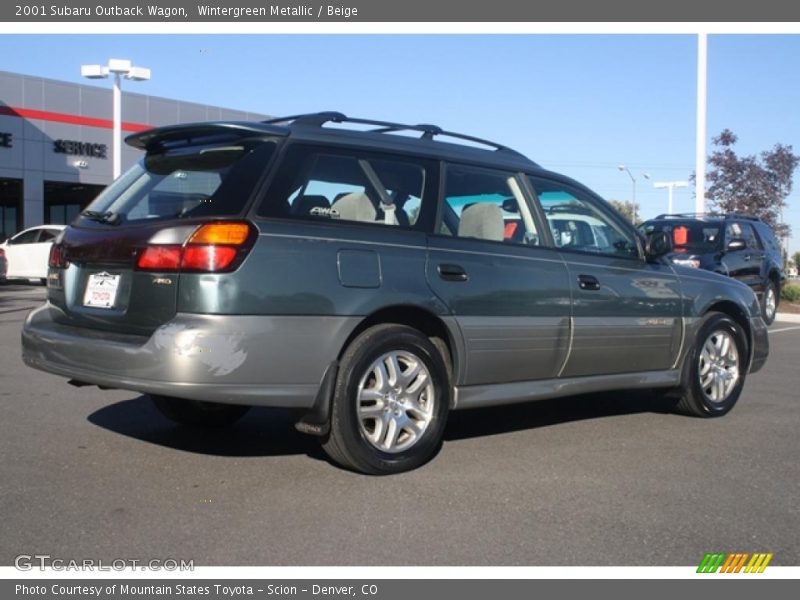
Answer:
577 274 601 291
437 263 468 282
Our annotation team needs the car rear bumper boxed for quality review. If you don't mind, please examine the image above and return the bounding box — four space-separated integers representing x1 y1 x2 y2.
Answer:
749 314 769 374
21 303 359 408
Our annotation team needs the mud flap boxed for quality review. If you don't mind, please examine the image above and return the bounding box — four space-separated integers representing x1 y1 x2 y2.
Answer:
294 361 338 436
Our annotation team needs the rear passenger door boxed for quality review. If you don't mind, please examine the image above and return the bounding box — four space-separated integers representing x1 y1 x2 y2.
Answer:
426 164 571 386
29 228 60 279
528 175 683 377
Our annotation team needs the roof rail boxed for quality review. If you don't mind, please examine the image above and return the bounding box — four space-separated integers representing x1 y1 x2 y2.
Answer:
723 212 762 221
654 212 714 219
653 212 762 222
263 112 530 159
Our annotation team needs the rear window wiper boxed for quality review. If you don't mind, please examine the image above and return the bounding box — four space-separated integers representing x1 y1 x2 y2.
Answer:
81 210 122 225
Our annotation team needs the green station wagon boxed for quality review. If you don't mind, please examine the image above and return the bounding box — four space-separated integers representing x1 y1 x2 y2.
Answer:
22 112 769 474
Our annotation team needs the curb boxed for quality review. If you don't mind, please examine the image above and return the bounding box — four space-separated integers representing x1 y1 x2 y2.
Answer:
775 313 800 324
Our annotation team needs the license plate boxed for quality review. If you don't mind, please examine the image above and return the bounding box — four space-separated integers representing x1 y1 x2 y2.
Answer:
83 272 121 309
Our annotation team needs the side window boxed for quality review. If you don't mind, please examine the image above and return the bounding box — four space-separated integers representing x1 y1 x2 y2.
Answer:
528 176 639 258
725 222 744 245
755 223 780 255
9 229 39 245
37 229 58 243
440 165 540 246
259 146 426 228
740 223 762 250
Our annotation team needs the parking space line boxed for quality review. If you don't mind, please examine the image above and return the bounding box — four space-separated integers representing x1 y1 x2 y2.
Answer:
0 306 37 315
769 326 800 334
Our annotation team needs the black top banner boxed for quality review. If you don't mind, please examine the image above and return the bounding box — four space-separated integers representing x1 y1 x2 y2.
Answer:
3 0 800 22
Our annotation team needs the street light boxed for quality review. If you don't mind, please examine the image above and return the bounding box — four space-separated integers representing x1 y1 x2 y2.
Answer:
653 180 689 214
617 165 650 223
81 59 151 179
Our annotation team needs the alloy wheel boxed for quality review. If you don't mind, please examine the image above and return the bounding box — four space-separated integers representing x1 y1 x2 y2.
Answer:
356 350 435 453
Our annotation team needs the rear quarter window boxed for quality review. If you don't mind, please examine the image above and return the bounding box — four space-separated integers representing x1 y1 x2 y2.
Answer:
257 144 433 230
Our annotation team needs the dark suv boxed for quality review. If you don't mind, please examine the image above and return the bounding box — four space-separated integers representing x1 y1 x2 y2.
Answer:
640 214 785 324
22 113 769 474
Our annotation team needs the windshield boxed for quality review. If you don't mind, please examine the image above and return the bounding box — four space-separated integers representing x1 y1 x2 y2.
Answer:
640 221 722 253
80 140 276 224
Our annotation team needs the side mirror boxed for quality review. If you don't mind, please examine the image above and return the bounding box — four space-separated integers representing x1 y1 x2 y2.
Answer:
645 231 671 260
727 238 746 251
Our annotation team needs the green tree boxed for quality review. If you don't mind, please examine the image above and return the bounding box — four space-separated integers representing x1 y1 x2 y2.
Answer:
608 199 640 225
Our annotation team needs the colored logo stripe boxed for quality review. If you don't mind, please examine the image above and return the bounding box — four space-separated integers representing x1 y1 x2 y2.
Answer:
697 552 773 573
0 106 151 132
697 553 726 573
746 553 773 573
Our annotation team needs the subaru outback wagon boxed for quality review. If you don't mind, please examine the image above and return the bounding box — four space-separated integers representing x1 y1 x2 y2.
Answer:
22 112 769 474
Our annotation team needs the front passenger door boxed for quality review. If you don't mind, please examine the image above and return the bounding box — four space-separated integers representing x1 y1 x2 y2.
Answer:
720 221 750 285
528 175 683 377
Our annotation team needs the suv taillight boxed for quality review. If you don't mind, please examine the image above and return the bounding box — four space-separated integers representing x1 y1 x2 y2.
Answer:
48 244 69 268
136 221 256 273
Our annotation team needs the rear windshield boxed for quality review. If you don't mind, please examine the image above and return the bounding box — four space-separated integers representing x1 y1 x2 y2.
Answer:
79 140 276 224
640 221 722 253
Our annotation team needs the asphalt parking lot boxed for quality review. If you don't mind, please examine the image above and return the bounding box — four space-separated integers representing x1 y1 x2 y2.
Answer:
1 283 798 566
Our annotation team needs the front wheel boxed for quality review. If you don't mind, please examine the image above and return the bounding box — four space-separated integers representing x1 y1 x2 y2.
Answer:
150 395 250 428
674 312 748 418
321 324 450 475
761 281 778 325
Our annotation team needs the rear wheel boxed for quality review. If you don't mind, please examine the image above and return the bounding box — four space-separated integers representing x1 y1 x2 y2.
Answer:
674 313 747 418
761 280 778 325
150 395 250 428
322 324 450 475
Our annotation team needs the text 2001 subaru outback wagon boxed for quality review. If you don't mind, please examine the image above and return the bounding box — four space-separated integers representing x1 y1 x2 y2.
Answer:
22 112 769 474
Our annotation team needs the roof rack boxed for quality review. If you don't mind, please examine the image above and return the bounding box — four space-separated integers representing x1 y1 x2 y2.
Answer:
263 111 530 159
654 212 762 222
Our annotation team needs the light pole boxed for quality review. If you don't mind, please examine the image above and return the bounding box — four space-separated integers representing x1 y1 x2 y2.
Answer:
617 165 650 223
653 180 689 214
696 33 708 214
81 59 151 179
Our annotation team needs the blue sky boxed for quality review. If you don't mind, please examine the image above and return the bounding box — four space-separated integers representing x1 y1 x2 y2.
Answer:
2 34 799 254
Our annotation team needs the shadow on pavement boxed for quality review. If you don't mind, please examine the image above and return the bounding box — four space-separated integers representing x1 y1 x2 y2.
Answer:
88 389 678 458
444 390 678 441
88 396 324 460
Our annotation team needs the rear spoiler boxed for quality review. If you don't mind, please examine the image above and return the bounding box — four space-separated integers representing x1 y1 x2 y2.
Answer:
125 121 288 152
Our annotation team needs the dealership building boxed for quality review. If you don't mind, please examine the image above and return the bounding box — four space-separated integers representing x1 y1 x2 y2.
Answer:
0 70 270 240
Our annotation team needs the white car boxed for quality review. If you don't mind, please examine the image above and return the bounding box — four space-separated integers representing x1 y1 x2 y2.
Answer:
0 225 66 283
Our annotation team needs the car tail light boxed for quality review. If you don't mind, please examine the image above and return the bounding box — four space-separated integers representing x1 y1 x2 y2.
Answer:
135 221 256 273
48 244 69 268
137 245 182 270
0 248 5 258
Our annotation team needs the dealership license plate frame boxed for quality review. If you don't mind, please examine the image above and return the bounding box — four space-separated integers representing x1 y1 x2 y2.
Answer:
83 272 121 309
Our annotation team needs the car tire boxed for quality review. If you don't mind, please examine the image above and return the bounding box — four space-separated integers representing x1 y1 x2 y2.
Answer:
321 324 450 475
674 312 748 418
150 395 250 428
761 280 778 325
